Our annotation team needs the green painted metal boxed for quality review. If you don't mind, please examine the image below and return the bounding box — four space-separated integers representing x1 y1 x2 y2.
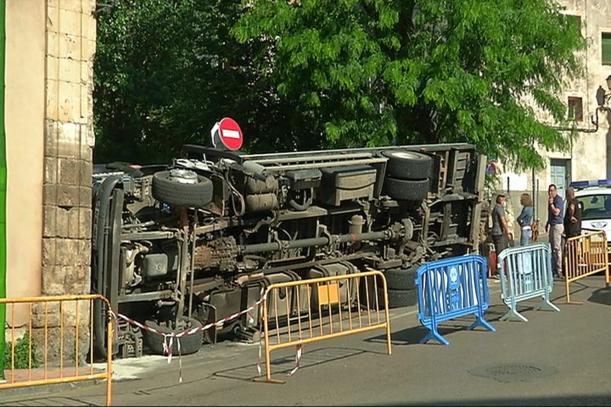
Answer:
0 0 6 380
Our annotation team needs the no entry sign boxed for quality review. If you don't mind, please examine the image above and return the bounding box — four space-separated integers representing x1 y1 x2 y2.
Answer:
211 117 243 151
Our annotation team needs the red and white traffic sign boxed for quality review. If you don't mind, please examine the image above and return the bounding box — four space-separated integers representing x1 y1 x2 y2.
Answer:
211 117 243 151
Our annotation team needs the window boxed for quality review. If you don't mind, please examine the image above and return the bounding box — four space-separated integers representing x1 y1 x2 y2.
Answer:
602 33 611 65
568 96 583 122
578 194 611 220
567 15 581 32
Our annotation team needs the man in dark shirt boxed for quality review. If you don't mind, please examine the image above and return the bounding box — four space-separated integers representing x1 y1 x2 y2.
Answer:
545 184 564 278
564 187 582 239
491 194 513 256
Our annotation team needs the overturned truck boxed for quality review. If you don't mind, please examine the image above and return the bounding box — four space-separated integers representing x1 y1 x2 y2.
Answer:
91 142 487 358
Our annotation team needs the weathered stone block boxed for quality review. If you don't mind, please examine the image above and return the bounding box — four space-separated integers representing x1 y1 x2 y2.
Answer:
79 160 92 185
42 238 57 267
78 240 91 264
57 185 80 207
31 326 91 364
46 80 60 121
44 120 59 157
79 186 92 208
55 239 80 265
58 158 80 185
44 184 58 206
67 207 80 238
80 142 92 161
58 8 82 36
65 265 90 292
43 205 56 237
82 38 96 62
55 206 70 237
41 266 68 295
79 208 92 240
59 33 86 63
46 55 60 81
44 157 58 185
46 6 60 34
59 55 82 82
58 81 85 124
55 122 81 158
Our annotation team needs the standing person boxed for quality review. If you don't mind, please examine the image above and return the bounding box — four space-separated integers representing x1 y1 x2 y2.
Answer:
491 194 513 256
545 184 564 278
516 193 534 245
564 187 582 239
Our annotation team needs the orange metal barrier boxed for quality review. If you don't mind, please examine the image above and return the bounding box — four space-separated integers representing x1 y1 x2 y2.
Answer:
0 294 113 406
258 270 392 383
564 230 610 303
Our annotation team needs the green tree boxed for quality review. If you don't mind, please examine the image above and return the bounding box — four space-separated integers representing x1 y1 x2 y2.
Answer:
233 0 586 169
94 0 289 164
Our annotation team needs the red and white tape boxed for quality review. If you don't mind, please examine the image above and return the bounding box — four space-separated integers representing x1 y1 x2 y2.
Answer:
110 286 302 382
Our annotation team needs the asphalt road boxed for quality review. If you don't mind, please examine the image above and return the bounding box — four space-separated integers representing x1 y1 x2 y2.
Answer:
2 276 611 406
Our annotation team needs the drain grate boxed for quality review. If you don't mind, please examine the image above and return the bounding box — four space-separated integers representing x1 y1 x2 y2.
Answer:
469 363 557 383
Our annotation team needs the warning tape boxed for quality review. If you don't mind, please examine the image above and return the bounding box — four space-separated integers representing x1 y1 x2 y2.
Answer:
108 287 303 382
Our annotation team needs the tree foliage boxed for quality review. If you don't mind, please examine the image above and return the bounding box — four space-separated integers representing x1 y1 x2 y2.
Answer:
94 0 281 163
94 0 585 169
233 0 585 169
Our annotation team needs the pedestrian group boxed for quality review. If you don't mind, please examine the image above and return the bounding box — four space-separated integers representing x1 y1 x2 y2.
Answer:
491 184 582 279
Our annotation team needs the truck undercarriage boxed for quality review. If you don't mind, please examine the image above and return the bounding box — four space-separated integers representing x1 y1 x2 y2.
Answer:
91 143 487 358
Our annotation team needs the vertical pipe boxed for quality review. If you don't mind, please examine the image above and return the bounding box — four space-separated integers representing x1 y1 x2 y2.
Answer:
263 296 272 382
0 0 7 380
106 311 113 407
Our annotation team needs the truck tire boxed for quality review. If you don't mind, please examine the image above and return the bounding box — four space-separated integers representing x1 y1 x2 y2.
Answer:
152 170 213 208
384 177 429 201
383 266 418 291
382 150 433 180
387 288 418 308
142 317 203 356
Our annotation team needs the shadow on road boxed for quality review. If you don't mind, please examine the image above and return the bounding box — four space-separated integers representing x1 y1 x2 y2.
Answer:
365 315 493 346
588 287 611 305
212 346 375 382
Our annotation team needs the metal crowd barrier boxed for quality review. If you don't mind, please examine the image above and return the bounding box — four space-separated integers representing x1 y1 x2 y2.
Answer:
258 270 392 383
416 255 495 345
497 243 559 322
0 294 113 406
564 230 610 303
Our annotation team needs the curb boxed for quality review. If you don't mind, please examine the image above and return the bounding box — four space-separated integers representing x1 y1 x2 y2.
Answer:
0 378 102 402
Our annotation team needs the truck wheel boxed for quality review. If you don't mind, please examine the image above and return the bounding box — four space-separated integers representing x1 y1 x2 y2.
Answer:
384 177 429 201
383 266 418 291
152 170 213 208
387 288 418 308
382 150 433 180
142 317 203 356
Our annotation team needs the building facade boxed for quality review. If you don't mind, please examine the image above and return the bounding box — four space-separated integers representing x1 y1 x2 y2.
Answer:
500 0 611 233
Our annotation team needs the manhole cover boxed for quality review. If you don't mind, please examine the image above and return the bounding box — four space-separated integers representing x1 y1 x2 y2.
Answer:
469 363 557 383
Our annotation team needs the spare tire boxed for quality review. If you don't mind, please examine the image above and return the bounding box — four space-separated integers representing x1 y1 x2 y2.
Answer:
152 170 213 208
143 317 203 356
383 266 418 291
382 150 433 180
384 177 429 201
387 288 418 308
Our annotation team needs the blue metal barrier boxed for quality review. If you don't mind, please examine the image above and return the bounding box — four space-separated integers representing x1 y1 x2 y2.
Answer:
416 255 495 345
497 243 559 322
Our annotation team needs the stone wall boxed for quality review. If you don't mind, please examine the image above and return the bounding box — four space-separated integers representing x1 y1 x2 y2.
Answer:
36 0 96 360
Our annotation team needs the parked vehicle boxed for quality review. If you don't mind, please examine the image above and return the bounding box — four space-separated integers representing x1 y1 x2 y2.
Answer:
571 179 611 243
91 138 487 358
